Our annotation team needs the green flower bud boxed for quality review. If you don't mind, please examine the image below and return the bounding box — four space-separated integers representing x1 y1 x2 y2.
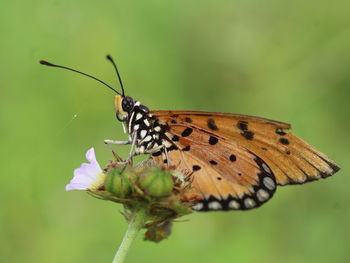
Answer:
104 167 131 198
138 167 174 197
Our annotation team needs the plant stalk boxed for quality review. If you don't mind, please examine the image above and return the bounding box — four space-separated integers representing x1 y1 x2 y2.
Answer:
112 209 147 263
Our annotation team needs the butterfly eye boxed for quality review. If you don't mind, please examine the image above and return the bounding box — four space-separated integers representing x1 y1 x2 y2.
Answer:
122 96 135 112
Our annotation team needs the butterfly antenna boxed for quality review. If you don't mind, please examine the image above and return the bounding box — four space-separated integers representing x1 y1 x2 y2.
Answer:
106 55 125 97
39 60 120 94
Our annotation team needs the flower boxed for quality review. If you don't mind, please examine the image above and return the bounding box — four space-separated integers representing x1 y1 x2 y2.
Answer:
66 148 105 191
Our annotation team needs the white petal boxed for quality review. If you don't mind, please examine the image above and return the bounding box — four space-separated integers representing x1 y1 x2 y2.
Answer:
66 147 104 191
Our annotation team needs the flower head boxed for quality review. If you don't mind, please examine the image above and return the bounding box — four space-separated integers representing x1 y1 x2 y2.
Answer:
67 148 194 242
66 148 104 191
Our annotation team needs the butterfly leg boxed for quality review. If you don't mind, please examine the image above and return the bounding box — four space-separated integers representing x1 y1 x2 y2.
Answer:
104 139 132 164
163 147 171 166
104 140 131 145
103 142 123 162
124 134 138 165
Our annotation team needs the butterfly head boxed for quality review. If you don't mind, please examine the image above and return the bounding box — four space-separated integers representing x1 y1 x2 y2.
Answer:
115 94 135 121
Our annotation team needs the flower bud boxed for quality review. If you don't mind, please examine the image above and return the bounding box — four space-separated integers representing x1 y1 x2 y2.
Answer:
138 167 174 197
145 221 172 242
104 167 131 198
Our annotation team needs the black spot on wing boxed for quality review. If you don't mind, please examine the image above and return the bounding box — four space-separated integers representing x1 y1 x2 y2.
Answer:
168 145 178 151
172 135 180 141
184 117 192 123
192 165 201 171
207 118 219 130
209 136 218 145
152 151 162 157
237 121 248 131
229 154 236 162
279 138 289 145
241 130 254 140
182 145 191 151
209 160 218 165
276 128 287 136
237 121 254 140
181 128 193 137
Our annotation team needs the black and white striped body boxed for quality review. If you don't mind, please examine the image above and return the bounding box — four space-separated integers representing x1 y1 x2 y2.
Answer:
122 101 169 156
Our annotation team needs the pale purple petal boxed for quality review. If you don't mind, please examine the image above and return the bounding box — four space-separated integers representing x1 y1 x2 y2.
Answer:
66 147 104 191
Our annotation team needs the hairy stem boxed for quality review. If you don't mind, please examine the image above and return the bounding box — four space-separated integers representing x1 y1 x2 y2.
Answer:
112 209 147 263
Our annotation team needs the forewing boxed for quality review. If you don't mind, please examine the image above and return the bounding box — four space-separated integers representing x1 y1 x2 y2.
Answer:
152 110 340 185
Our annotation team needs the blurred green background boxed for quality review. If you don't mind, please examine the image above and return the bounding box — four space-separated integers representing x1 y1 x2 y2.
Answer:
1 0 349 262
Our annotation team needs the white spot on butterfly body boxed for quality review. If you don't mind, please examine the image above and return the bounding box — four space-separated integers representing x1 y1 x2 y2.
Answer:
135 101 141 106
244 198 256 208
263 177 275 190
143 135 152 142
139 145 145 153
257 189 270 202
144 119 150 126
136 113 143 120
228 200 240 209
192 202 204 211
208 201 222 210
140 130 147 139
133 124 140 131
262 163 271 174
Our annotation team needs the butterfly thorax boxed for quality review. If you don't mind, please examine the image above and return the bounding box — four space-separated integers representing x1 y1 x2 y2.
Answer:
115 95 168 155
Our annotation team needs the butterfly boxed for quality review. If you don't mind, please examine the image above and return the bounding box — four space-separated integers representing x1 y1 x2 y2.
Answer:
40 56 340 212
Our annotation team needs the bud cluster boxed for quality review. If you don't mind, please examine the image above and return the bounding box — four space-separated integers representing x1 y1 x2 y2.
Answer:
88 158 193 242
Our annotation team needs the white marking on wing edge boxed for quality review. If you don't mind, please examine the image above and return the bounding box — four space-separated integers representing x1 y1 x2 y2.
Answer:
263 177 275 190
244 198 256 208
192 202 204 211
257 189 270 202
228 200 240 209
208 201 222 210
262 163 271 174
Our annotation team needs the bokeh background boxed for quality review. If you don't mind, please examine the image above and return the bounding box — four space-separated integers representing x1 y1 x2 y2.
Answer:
1 0 349 262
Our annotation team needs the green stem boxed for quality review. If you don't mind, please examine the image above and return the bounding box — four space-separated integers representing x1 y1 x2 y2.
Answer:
112 209 147 263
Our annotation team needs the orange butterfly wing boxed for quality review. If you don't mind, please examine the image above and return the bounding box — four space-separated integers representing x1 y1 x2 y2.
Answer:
151 123 277 210
150 110 340 211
